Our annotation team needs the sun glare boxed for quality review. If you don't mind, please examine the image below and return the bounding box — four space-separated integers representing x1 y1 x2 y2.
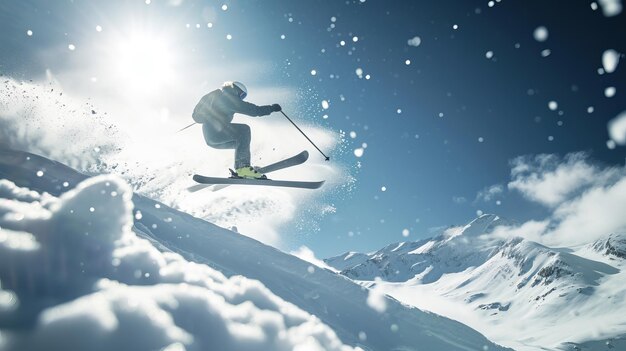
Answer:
111 32 175 96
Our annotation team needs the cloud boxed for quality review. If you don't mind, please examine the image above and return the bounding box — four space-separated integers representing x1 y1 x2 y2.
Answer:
475 184 504 203
497 153 626 247
507 153 617 207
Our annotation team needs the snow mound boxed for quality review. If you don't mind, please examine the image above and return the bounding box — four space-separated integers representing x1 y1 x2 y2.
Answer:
0 176 358 351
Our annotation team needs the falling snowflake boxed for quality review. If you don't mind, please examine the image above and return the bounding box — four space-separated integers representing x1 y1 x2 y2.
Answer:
605 86 616 98
407 36 421 47
603 49 620 73
548 101 558 111
533 26 549 42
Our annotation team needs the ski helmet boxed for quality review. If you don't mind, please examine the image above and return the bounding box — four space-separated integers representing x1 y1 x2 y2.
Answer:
232 81 248 99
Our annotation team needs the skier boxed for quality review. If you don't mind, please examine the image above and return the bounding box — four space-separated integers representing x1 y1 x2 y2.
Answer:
192 81 282 179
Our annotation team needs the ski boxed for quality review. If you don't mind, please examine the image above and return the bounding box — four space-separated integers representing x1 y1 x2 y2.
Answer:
192 175 324 189
256 150 309 174
187 151 313 192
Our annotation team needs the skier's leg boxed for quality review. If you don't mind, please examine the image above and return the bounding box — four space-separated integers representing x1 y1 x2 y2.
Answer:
230 123 251 169
202 123 237 152
202 123 251 169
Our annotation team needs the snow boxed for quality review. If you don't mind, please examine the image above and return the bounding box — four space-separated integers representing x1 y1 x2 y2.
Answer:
548 101 558 110
366 279 387 313
602 49 620 73
598 0 623 16
407 36 421 47
605 86 616 97
0 149 509 351
485 50 494 59
290 246 338 272
608 111 626 145
533 26 549 42
0 175 362 351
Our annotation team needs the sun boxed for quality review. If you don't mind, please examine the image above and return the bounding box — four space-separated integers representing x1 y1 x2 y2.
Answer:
110 31 176 96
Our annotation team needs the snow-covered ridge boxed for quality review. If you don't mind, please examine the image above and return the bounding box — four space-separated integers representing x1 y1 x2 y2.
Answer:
591 233 626 259
0 148 509 351
325 215 626 350
327 214 506 283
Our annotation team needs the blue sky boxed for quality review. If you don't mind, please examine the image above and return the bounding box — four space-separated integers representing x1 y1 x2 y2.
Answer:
1 0 625 257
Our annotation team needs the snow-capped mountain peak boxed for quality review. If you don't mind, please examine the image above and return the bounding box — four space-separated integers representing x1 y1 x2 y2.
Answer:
591 232 626 260
325 216 626 350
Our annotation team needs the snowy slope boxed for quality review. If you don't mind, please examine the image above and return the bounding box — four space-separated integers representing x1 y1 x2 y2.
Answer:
0 148 509 351
325 215 626 351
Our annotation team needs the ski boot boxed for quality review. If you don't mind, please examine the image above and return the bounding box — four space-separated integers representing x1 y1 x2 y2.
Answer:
231 166 268 179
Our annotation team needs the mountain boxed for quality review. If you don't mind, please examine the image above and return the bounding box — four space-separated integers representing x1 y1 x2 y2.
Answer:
0 148 509 351
325 215 626 351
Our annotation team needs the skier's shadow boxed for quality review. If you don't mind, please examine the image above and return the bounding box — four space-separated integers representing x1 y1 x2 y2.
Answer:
187 183 230 192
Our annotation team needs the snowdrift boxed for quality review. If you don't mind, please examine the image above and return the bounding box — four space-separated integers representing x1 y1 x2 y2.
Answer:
0 148 508 351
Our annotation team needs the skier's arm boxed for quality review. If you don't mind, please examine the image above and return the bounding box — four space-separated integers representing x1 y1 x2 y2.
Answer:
232 99 274 117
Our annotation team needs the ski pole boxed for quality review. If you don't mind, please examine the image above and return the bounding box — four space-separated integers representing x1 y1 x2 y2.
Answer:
280 111 330 161
176 122 197 133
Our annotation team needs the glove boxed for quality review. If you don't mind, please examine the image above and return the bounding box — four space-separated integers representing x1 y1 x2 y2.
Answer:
271 104 282 112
